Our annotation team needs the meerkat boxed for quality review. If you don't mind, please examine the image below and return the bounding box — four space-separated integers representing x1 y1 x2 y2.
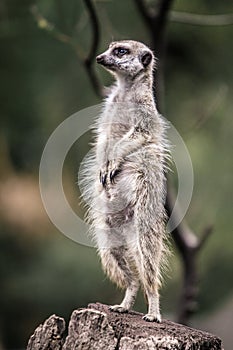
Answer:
80 40 170 322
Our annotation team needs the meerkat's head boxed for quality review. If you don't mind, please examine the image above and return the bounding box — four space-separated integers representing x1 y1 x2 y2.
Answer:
96 40 154 79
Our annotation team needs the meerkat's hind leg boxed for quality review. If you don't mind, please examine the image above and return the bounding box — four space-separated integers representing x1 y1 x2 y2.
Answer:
143 289 162 322
110 279 139 313
136 224 164 322
139 241 163 323
103 245 139 313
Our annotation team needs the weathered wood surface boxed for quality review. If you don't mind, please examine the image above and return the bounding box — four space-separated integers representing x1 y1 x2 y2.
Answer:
27 302 223 350
27 314 66 350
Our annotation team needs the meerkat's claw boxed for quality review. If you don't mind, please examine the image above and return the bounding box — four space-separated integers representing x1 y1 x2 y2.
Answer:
99 170 107 186
143 313 162 323
108 159 121 183
109 305 129 313
109 168 121 183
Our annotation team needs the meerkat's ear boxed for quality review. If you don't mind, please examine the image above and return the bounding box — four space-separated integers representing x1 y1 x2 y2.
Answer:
140 51 153 67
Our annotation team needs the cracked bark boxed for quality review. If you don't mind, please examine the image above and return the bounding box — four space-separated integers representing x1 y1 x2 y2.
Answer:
27 303 223 350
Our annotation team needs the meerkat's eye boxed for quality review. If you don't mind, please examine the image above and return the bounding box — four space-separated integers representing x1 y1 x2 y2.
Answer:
113 47 129 57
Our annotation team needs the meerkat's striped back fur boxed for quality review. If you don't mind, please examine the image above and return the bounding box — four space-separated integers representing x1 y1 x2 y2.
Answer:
79 40 170 322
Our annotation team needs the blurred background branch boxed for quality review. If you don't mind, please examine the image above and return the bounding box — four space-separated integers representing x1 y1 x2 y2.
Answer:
31 1 103 96
83 0 103 96
166 185 213 323
170 11 233 26
31 4 85 59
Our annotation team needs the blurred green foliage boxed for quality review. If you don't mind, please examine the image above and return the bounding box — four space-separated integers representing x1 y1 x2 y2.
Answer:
0 0 233 348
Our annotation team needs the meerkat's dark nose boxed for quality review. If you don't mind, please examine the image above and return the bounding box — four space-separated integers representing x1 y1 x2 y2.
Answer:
96 54 105 64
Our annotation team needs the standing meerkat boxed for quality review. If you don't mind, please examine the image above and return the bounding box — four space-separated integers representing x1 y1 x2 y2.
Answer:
80 40 170 322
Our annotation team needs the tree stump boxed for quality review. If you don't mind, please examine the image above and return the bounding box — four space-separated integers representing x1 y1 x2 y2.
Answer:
27 302 223 349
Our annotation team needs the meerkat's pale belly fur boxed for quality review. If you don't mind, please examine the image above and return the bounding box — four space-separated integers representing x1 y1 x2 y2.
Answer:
80 40 170 322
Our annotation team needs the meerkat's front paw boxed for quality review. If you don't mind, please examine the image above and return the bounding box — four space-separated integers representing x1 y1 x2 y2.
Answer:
108 159 122 183
143 313 162 323
109 304 129 313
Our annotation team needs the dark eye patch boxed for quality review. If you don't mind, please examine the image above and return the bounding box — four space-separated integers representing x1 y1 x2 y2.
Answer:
113 47 129 57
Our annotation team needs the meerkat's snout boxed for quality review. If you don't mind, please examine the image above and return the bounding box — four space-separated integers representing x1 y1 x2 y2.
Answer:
96 54 105 64
96 53 113 69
